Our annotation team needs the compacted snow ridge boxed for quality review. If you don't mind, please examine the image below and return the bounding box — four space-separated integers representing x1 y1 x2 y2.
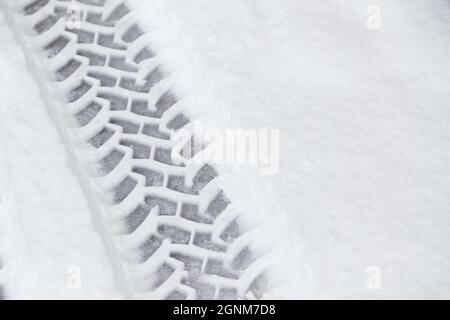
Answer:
2 0 270 299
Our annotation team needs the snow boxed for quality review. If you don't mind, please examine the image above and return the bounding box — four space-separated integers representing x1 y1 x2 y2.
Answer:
0 10 121 299
0 0 448 299
130 0 450 298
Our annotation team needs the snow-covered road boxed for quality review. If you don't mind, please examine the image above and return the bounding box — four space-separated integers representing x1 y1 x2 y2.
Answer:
0 0 449 299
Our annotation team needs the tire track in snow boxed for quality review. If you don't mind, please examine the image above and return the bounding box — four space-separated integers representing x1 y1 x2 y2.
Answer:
3 0 271 299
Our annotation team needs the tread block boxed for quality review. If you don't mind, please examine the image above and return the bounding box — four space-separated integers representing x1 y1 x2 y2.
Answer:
218 287 238 299
88 127 114 147
249 274 269 300
44 36 70 58
99 149 125 174
120 139 151 159
170 252 203 279
77 49 107 66
142 67 163 92
34 15 59 34
167 113 190 130
24 0 50 15
167 175 186 193
206 191 230 218
166 290 187 300
119 77 147 93
149 263 175 290
66 28 95 44
194 232 226 252
220 220 240 243
179 135 204 160
98 33 126 50
231 247 255 271
68 80 92 102
75 101 102 126
205 258 239 280
157 224 190 244
98 92 128 111
134 47 155 64
168 165 218 195
119 68 163 93
53 5 68 17
132 167 164 187
88 71 118 87
142 124 170 140
76 0 106 7
55 59 82 81
125 204 152 233
139 235 163 261
130 99 153 117
109 55 138 72
154 147 177 166
85 12 113 27
182 280 215 300
192 165 218 194
104 3 130 23
113 176 137 203
110 117 140 134
122 24 145 43
154 91 177 117
145 196 177 216
181 203 212 224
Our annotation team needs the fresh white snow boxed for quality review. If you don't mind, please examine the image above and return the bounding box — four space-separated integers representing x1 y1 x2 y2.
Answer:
0 10 121 299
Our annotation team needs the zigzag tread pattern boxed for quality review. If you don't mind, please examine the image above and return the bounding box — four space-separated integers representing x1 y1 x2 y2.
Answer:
11 0 269 299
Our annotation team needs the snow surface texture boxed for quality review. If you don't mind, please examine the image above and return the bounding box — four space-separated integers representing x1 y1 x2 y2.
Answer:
0 0 449 299
0 7 120 299
1 0 269 299
129 0 450 298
